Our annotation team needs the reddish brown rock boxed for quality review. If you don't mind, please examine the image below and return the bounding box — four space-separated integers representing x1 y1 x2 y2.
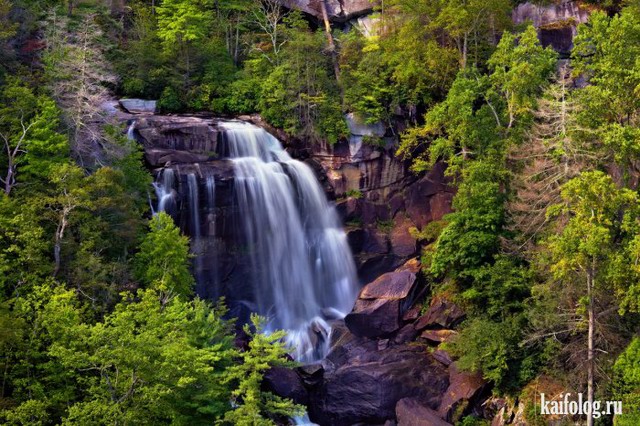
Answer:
145 148 212 166
390 216 418 258
263 366 308 406
394 324 419 345
345 270 417 338
429 192 454 222
359 271 416 300
308 345 449 426
438 363 487 422
420 329 458 344
405 163 452 228
415 296 465 330
402 306 421 322
396 398 452 426
396 258 421 274
432 350 453 367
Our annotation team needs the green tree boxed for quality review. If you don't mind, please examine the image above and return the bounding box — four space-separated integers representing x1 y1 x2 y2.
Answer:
397 26 556 175
156 0 213 78
572 7 640 182
221 315 304 425
545 171 639 426
134 212 194 301
257 12 347 143
612 338 640 425
0 80 69 196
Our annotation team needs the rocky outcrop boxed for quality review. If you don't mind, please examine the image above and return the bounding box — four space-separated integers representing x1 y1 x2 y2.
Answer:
226 113 453 282
396 398 453 426
438 364 487 422
293 259 489 425
279 0 377 22
306 318 450 425
345 269 417 338
513 1 594 56
119 98 157 114
415 295 465 330
133 115 219 166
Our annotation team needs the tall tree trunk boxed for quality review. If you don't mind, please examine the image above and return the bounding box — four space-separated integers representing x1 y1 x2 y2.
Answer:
53 208 70 278
3 164 13 196
587 263 595 426
462 34 468 69
319 0 340 80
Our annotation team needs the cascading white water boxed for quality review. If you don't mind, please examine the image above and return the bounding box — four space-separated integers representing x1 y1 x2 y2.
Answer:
135 119 358 363
187 173 207 295
222 121 358 363
153 168 177 215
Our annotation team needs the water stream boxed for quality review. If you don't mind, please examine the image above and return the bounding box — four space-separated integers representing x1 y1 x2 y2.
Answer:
137 119 358 363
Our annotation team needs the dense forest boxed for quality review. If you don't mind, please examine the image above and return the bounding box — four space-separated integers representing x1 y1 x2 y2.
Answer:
1 0 640 424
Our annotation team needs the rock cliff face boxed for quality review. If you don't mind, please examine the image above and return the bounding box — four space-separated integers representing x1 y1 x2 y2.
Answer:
513 1 593 56
131 113 454 285
278 0 377 22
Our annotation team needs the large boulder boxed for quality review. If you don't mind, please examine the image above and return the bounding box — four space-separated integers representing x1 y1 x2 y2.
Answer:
144 148 212 167
396 398 452 426
414 296 465 330
345 270 417 338
279 0 376 22
308 345 449 425
119 98 157 114
134 116 219 153
263 366 309 406
438 364 487 422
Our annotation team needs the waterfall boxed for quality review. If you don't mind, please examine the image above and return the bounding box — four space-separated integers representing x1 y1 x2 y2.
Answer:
205 174 219 297
222 121 357 362
153 168 176 215
144 119 358 363
126 121 136 140
188 173 206 295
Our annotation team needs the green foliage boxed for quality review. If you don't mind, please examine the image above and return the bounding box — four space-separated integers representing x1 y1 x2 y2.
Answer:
612 338 640 425
430 157 507 279
448 316 522 389
572 7 640 180
376 219 395 233
339 0 512 125
397 26 556 175
0 79 69 194
545 171 639 286
463 256 532 320
345 189 363 199
158 86 184 112
156 0 212 48
220 315 304 425
256 14 347 143
134 212 194 300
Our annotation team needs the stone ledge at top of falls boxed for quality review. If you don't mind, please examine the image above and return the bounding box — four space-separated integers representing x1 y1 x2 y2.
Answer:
119 98 157 114
278 0 377 22
131 115 222 167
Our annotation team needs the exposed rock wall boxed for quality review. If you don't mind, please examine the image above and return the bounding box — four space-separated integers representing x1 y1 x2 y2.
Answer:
513 1 594 56
130 113 453 296
278 0 377 22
